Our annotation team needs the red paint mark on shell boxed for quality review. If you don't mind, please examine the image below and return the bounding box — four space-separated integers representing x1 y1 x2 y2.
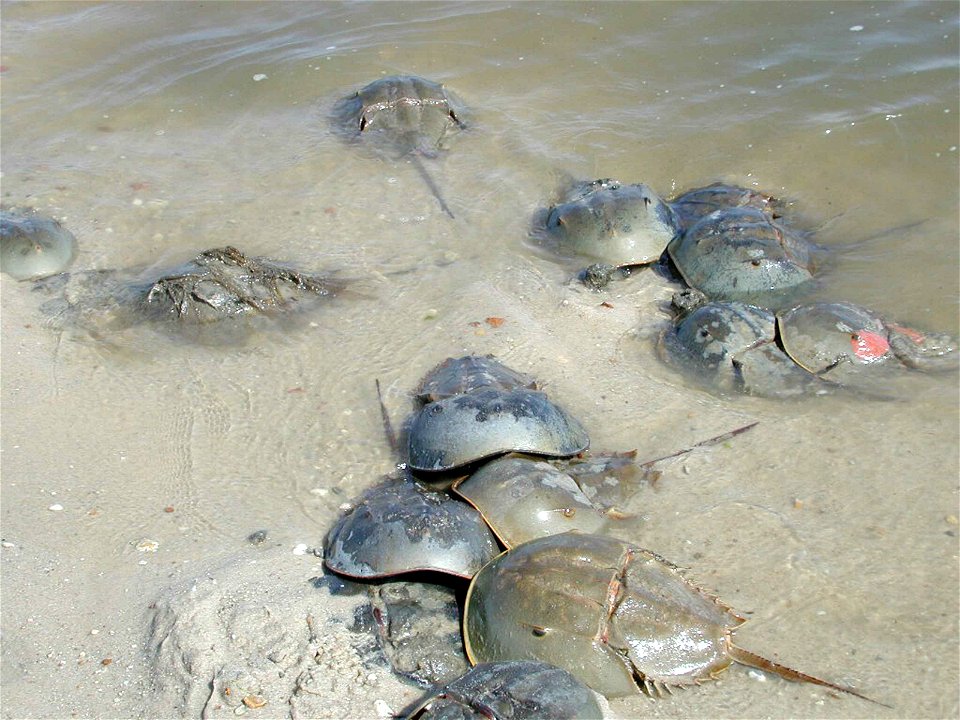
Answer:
851 329 889 362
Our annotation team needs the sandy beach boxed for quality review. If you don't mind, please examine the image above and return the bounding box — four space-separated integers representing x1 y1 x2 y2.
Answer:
2 3 958 719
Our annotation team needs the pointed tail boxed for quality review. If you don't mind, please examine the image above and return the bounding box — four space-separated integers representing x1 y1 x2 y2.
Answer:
375 379 398 455
411 154 455 218
729 644 891 709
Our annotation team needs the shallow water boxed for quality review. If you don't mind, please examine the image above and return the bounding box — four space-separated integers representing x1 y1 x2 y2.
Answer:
1 2 957 718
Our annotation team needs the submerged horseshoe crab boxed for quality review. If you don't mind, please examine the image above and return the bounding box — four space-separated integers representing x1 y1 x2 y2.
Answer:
535 179 678 269
667 206 817 306
1 209 78 281
658 291 822 397
464 532 885 706
331 75 465 218
668 182 783 235
403 660 604 720
777 301 960 378
32 246 345 343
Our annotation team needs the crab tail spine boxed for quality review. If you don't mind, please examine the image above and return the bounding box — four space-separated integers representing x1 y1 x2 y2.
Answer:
374 379 399 454
410 154 455 218
728 644 891 708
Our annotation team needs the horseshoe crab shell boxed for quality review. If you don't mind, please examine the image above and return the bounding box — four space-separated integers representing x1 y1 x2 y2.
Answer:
464 532 879 704
406 388 590 473
664 300 778 372
777 302 960 380
667 207 815 304
404 661 604 720
28 246 345 350
323 476 499 579
332 75 464 157
139 246 344 322
537 179 679 267
777 302 891 380
1 209 78 281
417 355 537 403
452 455 615 548
669 183 781 235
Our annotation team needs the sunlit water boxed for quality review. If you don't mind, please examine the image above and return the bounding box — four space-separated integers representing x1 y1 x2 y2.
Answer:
2 3 957 718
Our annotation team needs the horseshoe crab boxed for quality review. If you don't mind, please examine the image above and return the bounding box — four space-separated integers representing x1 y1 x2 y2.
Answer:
1 209 78 280
417 355 536 403
537 179 679 266
464 532 883 705
667 207 817 305
138 246 344 322
658 292 820 397
323 476 499 580
404 661 604 720
669 183 782 235
777 302 959 378
451 454 632 548
33 245 343 334
332 75 465 218
404 355 590 473
406 387 590 473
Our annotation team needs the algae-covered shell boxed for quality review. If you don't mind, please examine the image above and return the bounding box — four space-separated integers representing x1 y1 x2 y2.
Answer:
407 388 590 472
452 455 612 548
417 355 536 403
324 477 499 579
540 179 678 267
669 183 781 234
667 207 814 303
1 210 78 281
404 660 604 720
141 246 343 323
464 532 743 698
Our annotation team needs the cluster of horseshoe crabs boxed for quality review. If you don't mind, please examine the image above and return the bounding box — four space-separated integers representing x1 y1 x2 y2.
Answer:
659 289 959 397
4 72 933 716
322 355 887 716
529 176 957 396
